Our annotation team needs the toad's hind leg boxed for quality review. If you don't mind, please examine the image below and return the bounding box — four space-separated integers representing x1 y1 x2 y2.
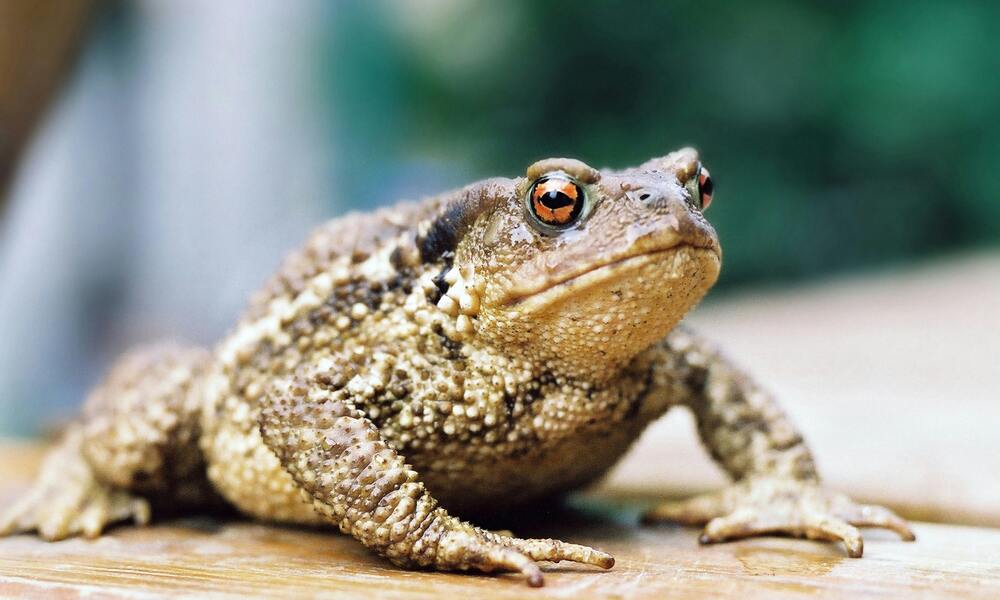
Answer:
1 343 213 540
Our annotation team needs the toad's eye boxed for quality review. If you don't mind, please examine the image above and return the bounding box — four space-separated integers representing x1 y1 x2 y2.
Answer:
696 164 714 210
684 163 714 211
527 174 585 229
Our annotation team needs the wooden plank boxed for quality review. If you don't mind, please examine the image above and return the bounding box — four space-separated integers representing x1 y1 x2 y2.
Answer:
3 444 1000 599
1 496 999 598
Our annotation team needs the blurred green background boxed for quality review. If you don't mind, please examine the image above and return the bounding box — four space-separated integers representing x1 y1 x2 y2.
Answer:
1 0 997 435
329 0 1000 287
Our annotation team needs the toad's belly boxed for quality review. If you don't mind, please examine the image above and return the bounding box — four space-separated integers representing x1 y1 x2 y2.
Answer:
200 369 656 522
204 412 642 523
204 418 641 524
199 368 325 526
414 421 650 515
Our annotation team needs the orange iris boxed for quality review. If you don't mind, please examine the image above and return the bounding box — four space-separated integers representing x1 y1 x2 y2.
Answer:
530 177 581 226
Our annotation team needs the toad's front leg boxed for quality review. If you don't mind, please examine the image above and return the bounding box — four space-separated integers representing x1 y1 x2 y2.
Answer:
639 328 915 556
258 370 613 587
1 343 211 540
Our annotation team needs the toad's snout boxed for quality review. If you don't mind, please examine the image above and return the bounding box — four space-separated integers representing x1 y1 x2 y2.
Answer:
619 185 720 258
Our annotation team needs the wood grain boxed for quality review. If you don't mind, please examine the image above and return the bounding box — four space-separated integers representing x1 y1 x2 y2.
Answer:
1 467 999 599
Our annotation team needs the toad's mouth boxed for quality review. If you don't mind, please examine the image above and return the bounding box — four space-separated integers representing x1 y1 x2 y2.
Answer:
500 243 721 311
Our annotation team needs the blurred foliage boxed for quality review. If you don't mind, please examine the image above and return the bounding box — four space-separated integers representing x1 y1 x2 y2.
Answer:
325 0 1000 288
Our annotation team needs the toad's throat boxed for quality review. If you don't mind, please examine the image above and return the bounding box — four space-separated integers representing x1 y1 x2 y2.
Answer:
501 243 720 309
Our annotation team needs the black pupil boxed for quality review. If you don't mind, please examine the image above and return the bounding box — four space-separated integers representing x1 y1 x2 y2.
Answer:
540 190 573 210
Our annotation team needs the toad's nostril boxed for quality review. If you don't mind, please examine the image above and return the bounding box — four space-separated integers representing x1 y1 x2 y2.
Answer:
639 192 651 201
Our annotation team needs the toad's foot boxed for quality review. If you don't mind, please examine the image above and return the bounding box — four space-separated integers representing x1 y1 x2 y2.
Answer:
0 429 150 541
642 477 915 557
432 526 615 587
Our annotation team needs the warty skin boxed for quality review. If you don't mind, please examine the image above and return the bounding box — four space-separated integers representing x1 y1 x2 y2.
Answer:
1 148 914 586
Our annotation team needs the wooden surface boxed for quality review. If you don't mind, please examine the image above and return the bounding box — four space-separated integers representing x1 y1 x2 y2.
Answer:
1 449 1000 599
2 252 999 598
2 510 1000 599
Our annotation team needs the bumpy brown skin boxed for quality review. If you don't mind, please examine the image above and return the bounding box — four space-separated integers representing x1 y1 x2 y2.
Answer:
1 148 914 586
